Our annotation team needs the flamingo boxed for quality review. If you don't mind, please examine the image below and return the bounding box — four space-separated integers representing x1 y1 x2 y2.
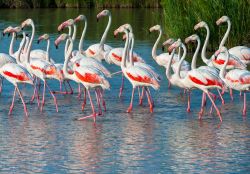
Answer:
185 34 225 105
0 33 33 116
168 39 223 122
216 46 250 115
118 26 159 113
194 21 246 70
21 18 61 112
37 33 73 95
85 9 113 61
55 33 110 122
216 16 250 64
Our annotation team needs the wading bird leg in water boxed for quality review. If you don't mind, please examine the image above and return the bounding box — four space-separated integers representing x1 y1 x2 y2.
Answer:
242 92 247 116
8 86 17 115
138 87 141 103
95 89 102 116
145 88 153 112
0 78 3 93
77 84 81 100
206 91 222 122
209 92 217 114
98 88 106 111
30 77 37 103
199 92 206 119
139 87 145 105
127 88 135 113
146 87 154 107
168 81 171 88
45 82 58 112
230 88 234 101
119 73 124 98
217 89 225 105
186 90 191 112
66 80 73 94
81 88 87 111
16 85 29 116
78 89 96 122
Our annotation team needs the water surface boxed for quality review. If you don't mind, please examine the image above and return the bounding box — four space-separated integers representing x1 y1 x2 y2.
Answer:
0 8 249 173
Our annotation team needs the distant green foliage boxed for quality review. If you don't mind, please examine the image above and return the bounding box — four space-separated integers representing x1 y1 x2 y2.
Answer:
161 0 250 48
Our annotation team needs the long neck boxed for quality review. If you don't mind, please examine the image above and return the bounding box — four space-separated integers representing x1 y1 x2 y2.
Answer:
166 49 176 80
9 32 15 56
72 24 77 41
177 44 187 79
177 47 181 60
219 50 229 81
79 19 87 53
99 13 111 50
152 28 162 60
26 22 35 64
46 39 50 62
201 25 210 65
219 20 231 48
17 33 26 64
24 36 29 53
63 37 73 78
129 35 134 66
191 38 201 70
121 31 129 69
65 26 72 56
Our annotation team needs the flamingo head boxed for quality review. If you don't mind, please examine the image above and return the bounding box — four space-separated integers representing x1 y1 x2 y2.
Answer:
185 34 199 44
13 26 22 33
21 19 33 29
74 14 86 23
149 25 161 32
168 38 182 53
54 33 68 49
37 33 49 44
122 34 127 41
120 23 132 32
3 26 14 36
216 16 229 25
114 25 126 37
214 46 228 59
58 19 74 32
97 9 110 21
162 38 175 52
194 21 207 30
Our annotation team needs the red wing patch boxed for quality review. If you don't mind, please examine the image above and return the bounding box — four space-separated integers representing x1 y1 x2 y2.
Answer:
89 49 95 55
31 65 56 75
112 53 122 62
126 72 152 84
239 76 250 84
75 71 101 84
226 76 239 83
3 71 30 81
213 58 235 66
189 75 222 88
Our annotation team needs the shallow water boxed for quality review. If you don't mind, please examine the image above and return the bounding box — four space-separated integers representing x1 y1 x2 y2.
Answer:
0 8 249 173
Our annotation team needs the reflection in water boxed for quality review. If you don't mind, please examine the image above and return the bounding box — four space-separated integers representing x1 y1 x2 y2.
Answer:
0 8 249 174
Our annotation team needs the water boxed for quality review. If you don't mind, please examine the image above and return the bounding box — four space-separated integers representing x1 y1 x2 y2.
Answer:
0 8 250 173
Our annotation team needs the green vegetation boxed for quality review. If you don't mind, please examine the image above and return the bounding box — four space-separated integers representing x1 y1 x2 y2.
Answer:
161 0 250 49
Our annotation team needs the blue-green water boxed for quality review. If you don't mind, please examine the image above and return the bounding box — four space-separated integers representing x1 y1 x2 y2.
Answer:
0 8 249 173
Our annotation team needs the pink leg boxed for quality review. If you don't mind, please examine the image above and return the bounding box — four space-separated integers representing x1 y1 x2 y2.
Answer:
199 92 206 119
138 87 141 101
98 88 106 111
60 81 62 92
45 81 59 112
119 73 124 98
78 89 97 122
40 81 46 112
67 80 73 94
8 86 17 115
77 84 81 100
230 88 234 101
145 88 153 113
206 92 222 122
240 91 242 97
30 77 37 102
217 89 225 105
168 80 171 89
242 92 247 116
139 87 145 105
95 89 102 116
186 90 191 112
127 88 135 113
16 85 28 116
81 88 87 111
146 87 154 107
0 78 3 93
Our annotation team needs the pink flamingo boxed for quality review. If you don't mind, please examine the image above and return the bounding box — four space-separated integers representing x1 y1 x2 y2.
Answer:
21 18 61 112
194 21 246 70
216 16 250 64
118 27 160 113
0 34 33 116
85 10 113 61
55 33 110 122
168 39 223 122
216 46 250 115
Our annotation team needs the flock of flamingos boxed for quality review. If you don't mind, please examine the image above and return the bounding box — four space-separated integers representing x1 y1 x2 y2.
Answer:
0 9 249 122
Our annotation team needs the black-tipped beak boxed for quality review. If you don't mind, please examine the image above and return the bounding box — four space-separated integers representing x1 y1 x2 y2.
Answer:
58 31 61 34
26 33 29 37
2 32 5 36
37 40 40 44
97 18 99 22
162 46 165 52
55 44 58 49
214 55 217 60
8 33 10 37
21 27 23 30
